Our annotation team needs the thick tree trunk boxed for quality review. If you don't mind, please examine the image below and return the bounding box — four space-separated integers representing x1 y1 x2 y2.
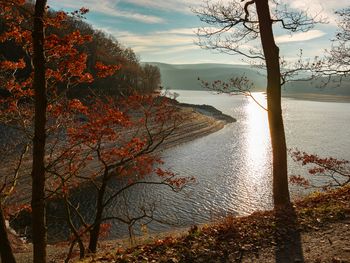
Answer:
0 204 17 263
88 209 102 253
255 0 290 207
31 1 48 263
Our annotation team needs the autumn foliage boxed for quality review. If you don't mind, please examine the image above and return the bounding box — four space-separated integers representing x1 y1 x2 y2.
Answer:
290 150 350 189
43 93 193 257
0 1 190 262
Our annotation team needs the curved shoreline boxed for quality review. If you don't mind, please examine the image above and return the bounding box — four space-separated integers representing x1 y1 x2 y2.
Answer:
4 102 235 209
6 102 237 247
158 101 236 150
176 102 236 124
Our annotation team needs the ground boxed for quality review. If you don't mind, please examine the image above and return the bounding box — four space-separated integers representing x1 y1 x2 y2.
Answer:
11 220 350 262
73 186 350 263
242 221 350 263
12 186 349 263
4 104 349 263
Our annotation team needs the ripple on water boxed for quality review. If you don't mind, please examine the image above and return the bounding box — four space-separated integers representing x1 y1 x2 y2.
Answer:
13 91 350 242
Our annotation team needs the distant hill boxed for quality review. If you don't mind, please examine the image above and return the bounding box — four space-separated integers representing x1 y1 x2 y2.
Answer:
284 76 350 96
149 62 350 97
148 62 266 91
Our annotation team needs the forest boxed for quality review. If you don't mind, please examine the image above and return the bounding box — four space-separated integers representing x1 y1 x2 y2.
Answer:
0 1 350 263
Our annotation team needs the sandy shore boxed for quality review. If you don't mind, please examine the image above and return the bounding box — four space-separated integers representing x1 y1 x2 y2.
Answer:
159 102 235 149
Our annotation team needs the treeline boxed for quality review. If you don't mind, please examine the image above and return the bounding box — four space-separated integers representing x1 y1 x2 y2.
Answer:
0 4 161 99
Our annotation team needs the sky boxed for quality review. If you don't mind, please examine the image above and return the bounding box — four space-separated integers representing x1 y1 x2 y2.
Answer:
49 0 349 65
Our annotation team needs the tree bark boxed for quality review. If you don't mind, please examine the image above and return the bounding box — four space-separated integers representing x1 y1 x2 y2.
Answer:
63 195 85 260
255 0 290 207
31 1 48 262
0 203 17 263
88 180 107 253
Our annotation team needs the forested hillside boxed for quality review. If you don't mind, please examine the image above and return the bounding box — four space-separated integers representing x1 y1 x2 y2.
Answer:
0 4 161 99
284 76 350 96
152 62 350 96
151 62 266 91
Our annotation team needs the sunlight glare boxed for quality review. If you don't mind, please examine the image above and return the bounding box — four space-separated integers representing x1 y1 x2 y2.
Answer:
241 92 271 207
246 93 269 170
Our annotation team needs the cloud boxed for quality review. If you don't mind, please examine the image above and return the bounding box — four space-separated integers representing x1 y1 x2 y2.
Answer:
50 0 164 23
98 27 199 55
121 0 198 14
122 0 348 20
155 28 196 35
286 0 349 13
275 30 326 44
285 0 349 24
49 0 347 64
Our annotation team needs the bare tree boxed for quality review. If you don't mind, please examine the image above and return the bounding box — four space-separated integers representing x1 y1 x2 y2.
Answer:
327 7 350 76
194 0 320 207
296 7 350 84
141 64 161 93
43 95 193 258
0 144 28 263
290 150 350 189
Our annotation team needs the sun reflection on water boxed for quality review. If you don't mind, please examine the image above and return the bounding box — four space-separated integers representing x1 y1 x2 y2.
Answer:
246 93 269 166
239 92 272 210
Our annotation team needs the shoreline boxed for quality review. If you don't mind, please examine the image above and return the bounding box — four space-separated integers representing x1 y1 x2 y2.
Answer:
14 186 350 262
177 102 236 123
283 93 350 103
169 89 350 103
6 101 237 251
157 101 236 149
4 101 235 205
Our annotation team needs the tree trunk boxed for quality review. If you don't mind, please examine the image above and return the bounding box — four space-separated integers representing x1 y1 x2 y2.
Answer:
63 195 85 261
255 0 290 207
88 209 102 253
31 1 48 262
88 181 107 253
0 203 16 263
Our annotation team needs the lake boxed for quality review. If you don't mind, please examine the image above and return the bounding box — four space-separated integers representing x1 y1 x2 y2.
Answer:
113 90 349 235
43 90 350 241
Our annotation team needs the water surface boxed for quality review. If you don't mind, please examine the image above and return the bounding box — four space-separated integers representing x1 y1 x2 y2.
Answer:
45 90 350 240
